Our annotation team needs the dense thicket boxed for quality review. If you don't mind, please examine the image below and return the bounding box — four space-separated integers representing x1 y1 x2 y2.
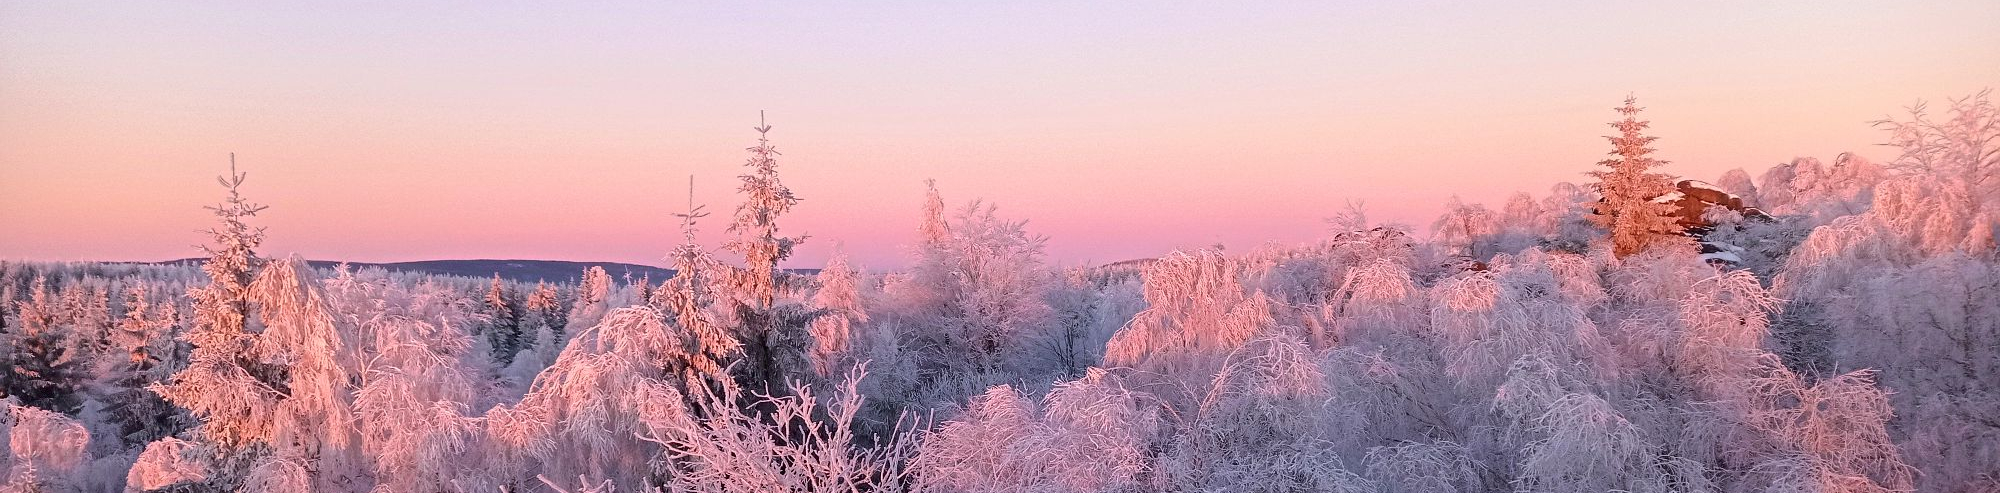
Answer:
1 94 1995 492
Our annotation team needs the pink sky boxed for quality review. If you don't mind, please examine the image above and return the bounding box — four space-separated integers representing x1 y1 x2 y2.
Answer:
3 2 1997 269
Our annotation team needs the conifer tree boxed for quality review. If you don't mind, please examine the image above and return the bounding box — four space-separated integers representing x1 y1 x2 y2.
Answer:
504 280 565 385
1588 96 1683 257
809 249 867 377
58 283 113 361
98 282 186 448
901 179 962 319
726 113 806 309
651 179 739 390
148 158 363 491
920 179 951 248
722 114 814 392
2 276 85 414
545 267 613 364
155 156 270 450
523 281 560 341
483 274 520 365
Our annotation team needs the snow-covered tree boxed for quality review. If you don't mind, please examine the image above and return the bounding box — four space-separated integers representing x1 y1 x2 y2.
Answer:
919 179 951 248
722 116 816 394
1776 121 2000 491
331 269 486 492
939 200 1053 374
2 401 91 492
872 182 1058 412
125 437 205 492
484 303 744 490
2 277 85 414
504 280 565 391
1875 89 2000 215
1588 96 1683 258
1102 249 1268 372
565 267 612 334
145 162 364 491
913 369 1159 493
809 249 867 377
635 365 917 493
1033 270 1129 379
151 160 271 453
1733 359 1915 493
1432 196 1499 258
482 273 521 366
651 186 741 392
1716 168 1760 207
95 282 186 450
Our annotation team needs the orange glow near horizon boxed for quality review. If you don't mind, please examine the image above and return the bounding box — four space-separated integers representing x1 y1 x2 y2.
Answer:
4 2 1997 269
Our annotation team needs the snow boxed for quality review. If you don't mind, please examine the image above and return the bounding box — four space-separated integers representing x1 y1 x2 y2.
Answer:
1700 251 1743 264
1681 179 1747 205
1651 190 1686 203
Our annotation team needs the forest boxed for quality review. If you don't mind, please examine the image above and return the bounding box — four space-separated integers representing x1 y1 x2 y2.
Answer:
0 92 1995 493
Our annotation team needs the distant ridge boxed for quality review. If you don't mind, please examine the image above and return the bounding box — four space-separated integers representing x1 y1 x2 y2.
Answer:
148 258 676 284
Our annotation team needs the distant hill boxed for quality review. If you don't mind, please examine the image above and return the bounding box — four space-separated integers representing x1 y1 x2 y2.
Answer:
150 258 677 284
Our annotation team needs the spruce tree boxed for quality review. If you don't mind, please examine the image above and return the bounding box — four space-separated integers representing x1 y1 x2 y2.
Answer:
482 274 519 365
722 113 814 392
517 281 561 356
98 283 186 448
1588 96 1683 257
650 178 738 389
157 155 271 450
3 276 85 414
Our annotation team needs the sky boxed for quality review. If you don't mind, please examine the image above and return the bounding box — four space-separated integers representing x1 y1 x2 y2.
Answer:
3 2 1997 270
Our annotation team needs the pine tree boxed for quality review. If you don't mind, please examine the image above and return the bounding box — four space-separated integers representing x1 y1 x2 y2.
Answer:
57 283 112 362
1588 96 1683 258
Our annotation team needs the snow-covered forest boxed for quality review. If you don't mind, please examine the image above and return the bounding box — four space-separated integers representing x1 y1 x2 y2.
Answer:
2 92 1996 493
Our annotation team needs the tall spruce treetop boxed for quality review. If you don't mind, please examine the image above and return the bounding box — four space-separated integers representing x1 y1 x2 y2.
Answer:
1588 96 1682 257
725 112 807 309
193 154 267 342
